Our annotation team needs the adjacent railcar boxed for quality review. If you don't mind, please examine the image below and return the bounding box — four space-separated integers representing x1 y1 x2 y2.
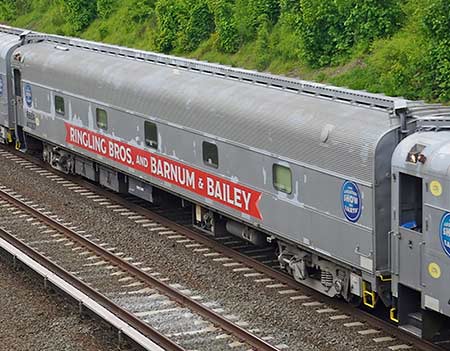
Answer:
2 25 450 342
0 28 21 143
392 127 450 339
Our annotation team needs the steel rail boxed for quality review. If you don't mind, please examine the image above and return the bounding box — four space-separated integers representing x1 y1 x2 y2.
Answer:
0 187 280 351
0 227 183 351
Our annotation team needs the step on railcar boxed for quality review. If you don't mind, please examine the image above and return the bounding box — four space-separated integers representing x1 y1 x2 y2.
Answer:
2 24 450 343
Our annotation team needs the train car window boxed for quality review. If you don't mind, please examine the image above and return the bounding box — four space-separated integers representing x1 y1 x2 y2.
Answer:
144 121 158 149
203 142 218 168
96 108 108 130
273 164 292 194
55 95 65 116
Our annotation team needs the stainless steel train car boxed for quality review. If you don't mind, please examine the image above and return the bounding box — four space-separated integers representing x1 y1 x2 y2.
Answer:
1 25 450 342
0 27 23 143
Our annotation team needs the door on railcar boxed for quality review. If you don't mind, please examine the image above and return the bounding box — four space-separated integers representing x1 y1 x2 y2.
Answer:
397 173 424 289
391 169 425 337
12 68 25 149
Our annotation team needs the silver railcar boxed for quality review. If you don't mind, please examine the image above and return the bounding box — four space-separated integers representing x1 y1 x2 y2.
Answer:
0 27 22 143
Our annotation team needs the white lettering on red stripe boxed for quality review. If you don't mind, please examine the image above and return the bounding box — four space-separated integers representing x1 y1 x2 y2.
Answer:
65 123 262 219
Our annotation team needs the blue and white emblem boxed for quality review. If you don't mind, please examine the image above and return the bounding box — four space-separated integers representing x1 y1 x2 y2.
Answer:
439 213 450 258
25 84 32 107
341 180 362 223
0 75 3 97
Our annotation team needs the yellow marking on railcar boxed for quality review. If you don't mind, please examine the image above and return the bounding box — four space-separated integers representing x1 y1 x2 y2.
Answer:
428 262 441 279
430 180 443 197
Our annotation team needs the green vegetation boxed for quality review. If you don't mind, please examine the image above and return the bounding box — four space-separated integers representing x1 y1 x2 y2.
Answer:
1 0 449 102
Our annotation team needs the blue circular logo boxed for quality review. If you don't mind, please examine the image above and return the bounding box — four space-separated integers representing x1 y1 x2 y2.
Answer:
0 76 3 97
439 213 450 258
341 180 362 223
25 84 32 107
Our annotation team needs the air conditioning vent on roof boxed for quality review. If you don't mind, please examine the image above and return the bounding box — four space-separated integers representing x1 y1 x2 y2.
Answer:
55 45 69 51
321 124 335 143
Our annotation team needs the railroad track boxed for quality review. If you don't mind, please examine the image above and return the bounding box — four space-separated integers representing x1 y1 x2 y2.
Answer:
78 186 448 351
0 184 281 351
0 145 446 351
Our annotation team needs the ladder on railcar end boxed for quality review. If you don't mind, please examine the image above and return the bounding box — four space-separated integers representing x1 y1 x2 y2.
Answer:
0 24 418 115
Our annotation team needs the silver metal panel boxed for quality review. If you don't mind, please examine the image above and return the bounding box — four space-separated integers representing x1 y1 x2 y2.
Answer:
0 32 20 128
14 42 403 184
421 255 450 315
302 168 373 228
374 129 399 271
30 84 51 114
0 32 19 74
99 166 121 192
397 227 424 290
422 171 450 317
75 157 96 181
422 204 450 316
129 177 153 203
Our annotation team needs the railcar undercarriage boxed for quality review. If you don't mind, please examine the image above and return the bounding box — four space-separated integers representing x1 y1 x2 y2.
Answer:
277 242 354 300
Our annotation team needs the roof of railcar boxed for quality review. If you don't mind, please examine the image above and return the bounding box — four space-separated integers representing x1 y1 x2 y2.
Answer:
393 130 450 178
0 31 20 73
15 41 404 183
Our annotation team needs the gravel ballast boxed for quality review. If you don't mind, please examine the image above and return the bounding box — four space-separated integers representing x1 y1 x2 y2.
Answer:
0 149 420 351
0 255 119 351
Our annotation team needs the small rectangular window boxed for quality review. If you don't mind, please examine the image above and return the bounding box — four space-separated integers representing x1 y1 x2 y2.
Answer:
96 108 108 130
55 95 65 116
144 121 158 149
203 141 218 168
273 164 292 194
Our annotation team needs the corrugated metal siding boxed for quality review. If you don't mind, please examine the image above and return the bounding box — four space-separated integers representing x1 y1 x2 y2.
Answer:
18 43 401 183
408 104 450 118
0 32 19 74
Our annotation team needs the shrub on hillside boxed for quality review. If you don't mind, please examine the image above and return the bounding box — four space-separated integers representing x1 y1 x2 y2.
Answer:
0 1 16 21
97 0 116 19
180 0 215 51
343 0 403 44
423 0 450 101
209 0 239 53
128 0 154 23
0 0 31 21
155 0 186 52
235 0 280 41
63 0 97 33
298 0 348 67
